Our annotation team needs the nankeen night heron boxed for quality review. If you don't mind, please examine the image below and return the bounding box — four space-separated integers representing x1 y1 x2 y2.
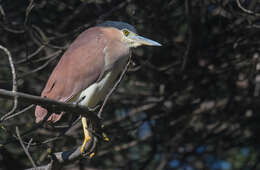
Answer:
35 21 161 156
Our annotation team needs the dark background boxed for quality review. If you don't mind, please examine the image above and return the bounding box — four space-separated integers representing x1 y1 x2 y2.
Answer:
0 0 260 169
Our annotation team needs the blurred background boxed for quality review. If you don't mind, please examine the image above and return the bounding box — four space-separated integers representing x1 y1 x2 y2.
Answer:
1 0 260 169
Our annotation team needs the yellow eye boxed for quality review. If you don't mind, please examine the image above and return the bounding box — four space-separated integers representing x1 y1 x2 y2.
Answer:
123 29 129 36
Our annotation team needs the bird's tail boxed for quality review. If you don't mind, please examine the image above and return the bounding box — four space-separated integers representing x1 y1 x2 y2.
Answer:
35 105 63 123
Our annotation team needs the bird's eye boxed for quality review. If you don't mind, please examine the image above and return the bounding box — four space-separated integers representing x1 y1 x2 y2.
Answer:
123 29 129 36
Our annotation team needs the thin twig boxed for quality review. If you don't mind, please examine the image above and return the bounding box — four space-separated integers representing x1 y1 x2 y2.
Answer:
0 45 18 121
236 0 260 16
30 25 67 50
97 1 127 22
24 0 34 25
98 54 132 118
0 5 5 20
16 126 37 169
57 2 88 31
0 21 26 34
181 0 192 71
3 104 34 121
15 45 45 64
27 138 34 150
18 56 58 78
33 50 62 63
3 111 51 146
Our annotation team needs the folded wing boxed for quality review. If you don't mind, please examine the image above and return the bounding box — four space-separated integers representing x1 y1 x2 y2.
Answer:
35 27 107 123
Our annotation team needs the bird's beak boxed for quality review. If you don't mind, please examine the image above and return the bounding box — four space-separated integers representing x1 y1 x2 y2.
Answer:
130 35 162 46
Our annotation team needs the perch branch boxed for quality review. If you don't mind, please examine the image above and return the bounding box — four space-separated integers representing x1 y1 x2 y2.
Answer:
0 89 99 122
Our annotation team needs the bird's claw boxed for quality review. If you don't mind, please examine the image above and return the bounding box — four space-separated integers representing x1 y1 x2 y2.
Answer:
80 135 98 158
101 124 110 142
102 132 110 142
81 116 97 158
80 117 109 158
80 135 91 153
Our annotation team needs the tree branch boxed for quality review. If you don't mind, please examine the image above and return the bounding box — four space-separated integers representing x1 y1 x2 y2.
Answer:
0 89 99 123
236 0 260 16
16 126 37 169
0 89 102 169
0 45 18 121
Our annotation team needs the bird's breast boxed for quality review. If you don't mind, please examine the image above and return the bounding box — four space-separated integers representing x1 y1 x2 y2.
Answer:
76 56 128 108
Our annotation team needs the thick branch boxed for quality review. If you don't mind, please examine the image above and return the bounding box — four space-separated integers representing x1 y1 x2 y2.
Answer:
0 89 99 122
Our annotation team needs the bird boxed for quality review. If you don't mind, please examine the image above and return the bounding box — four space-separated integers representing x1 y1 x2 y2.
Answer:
34 21 161 157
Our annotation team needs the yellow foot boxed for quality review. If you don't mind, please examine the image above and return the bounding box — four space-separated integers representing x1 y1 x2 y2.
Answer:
80 136 95 158
81 116 95 158
80 135 91 153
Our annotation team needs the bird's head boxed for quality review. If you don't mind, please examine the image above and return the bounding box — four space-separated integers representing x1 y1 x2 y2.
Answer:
120 28 161 48
98 21 161 48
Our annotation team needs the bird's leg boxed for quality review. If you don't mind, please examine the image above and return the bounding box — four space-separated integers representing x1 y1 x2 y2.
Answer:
81 116 95 157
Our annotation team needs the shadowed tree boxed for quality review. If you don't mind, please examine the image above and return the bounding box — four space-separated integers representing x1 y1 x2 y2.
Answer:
1 0 260 169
